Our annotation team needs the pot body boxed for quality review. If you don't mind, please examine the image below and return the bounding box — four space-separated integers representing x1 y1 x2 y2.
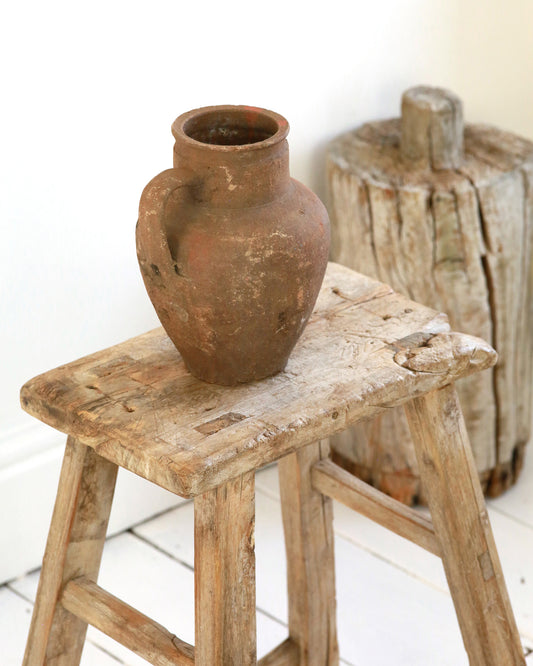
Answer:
137 105 330 385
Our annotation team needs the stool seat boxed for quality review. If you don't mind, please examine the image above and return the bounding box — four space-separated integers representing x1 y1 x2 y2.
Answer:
20 263 494 498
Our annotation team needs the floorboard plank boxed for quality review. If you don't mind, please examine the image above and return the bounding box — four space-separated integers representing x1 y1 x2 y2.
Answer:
10 532 287 664
135 480 468 664
255 462 533 644
488 450 533 529
0 586 120 665
7 463 532 665
134 485 290 623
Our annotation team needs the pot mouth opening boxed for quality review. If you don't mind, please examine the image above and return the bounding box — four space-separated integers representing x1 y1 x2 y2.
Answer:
174 106 289 151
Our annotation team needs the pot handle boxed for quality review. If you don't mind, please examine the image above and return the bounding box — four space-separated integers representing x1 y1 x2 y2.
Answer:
136 168 188 283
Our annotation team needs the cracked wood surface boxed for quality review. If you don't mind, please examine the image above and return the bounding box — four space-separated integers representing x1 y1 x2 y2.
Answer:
61 577 194 666
279 440 339 665
328 89 533 502
312 458 440 557
194 471 256 665
405 385 525 665
20 262 496 498
23 437 117 666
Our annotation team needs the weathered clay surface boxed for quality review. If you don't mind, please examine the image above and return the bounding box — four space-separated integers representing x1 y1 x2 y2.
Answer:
137 105 330 385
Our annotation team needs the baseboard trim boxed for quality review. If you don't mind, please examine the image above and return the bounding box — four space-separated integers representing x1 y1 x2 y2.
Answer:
0 423 185 585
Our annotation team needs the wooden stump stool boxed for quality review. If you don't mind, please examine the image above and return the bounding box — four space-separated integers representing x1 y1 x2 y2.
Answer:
21 263 525 665
327 85 533 503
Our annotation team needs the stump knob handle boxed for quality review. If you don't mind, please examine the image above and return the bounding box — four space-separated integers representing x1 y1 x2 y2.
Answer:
400 86 464 170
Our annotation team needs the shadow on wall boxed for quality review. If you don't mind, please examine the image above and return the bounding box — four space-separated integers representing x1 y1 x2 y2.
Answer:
302 0 533 212
447 0 533 137
302 81 412 209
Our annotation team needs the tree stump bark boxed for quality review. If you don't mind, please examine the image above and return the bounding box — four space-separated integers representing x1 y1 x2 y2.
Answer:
327 85 533 503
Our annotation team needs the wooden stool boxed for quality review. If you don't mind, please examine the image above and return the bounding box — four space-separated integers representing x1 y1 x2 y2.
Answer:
21 263 525 666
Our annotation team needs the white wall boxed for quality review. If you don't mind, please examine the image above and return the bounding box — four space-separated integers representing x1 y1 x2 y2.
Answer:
2 0 533 582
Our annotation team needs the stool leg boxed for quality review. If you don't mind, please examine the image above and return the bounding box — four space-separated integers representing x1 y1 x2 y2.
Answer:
278 440 339 666
404 384 525 666
194 470 256 665
23 436 118 666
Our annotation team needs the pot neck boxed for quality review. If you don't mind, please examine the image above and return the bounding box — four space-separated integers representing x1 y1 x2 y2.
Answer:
171 105 291 208
173 141 290 208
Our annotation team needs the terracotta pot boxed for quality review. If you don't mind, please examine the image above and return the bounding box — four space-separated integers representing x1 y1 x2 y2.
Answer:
136 105 330 385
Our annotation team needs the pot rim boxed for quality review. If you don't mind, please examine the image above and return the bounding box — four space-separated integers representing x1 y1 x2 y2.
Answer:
171 104 290 152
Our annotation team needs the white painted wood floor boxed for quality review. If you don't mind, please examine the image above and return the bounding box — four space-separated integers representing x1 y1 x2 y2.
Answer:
3 453 533 665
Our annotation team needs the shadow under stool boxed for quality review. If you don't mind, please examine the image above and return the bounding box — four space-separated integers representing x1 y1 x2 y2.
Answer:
20 262 525 666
